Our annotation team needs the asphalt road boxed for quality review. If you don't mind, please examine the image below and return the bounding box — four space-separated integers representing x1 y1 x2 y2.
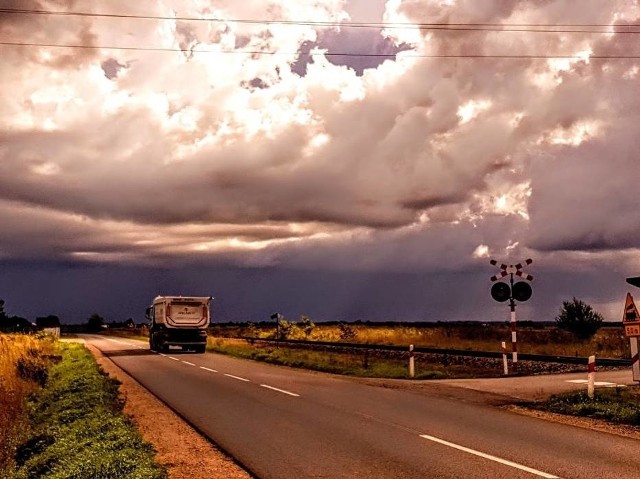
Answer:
83 335 640 479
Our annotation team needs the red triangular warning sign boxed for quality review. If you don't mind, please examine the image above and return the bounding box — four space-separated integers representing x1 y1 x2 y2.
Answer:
623 292 640 322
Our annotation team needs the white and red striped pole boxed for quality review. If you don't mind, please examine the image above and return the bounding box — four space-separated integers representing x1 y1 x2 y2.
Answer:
501 341 509 375
587 355 596 399
510 301 518 371
630 338 640 382
409 344 415 378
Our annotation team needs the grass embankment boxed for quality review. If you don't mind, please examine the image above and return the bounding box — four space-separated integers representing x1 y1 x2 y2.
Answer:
537 388 640 426
0 335 166 479
207 338 500 379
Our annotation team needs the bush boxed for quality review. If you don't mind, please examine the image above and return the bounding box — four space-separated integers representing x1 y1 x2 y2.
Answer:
86 314 105 332
338 322 357 341
555 298 604 339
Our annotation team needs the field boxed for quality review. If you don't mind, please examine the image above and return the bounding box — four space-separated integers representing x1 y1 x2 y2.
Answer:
209 322 630 358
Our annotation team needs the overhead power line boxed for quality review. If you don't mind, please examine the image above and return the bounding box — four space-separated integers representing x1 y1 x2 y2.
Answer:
2 40 640 60
1 7 640 34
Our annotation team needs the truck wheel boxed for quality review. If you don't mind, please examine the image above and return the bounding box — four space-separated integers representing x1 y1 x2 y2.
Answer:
195 345 206 354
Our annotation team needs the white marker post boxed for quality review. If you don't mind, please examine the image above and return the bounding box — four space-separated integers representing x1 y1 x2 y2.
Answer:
587 355 596 399
510 307 518 370
501 341 509 375
409 344 415 378
631 337 640 382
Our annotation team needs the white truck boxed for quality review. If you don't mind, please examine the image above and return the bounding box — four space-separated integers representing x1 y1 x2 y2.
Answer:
146 296 212 353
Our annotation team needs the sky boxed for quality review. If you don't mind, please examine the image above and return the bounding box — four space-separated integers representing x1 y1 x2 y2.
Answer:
1 0 640 325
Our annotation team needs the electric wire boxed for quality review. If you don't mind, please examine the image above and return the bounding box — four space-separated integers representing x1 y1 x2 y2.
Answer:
1 7 640 34
2 7 640 59
2 40 640 59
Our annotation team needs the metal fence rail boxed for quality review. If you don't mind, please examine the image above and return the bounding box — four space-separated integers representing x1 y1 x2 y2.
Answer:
232 336 631 367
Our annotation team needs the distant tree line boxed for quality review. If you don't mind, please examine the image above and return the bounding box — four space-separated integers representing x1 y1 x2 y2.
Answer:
0 298 127 334
0 299 35 333
0 296 607 339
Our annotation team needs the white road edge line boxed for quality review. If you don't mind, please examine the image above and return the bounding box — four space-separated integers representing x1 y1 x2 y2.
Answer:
260 384 300 397
182 361 196 366
224 373 250 382
169 356 180 361
419 434 558 479
200 367 218 373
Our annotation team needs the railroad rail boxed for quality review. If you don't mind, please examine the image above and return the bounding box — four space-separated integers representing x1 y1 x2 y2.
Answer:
234 337 631 367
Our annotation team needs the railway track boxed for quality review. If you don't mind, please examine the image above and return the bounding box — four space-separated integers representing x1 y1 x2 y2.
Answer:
234 337 631 367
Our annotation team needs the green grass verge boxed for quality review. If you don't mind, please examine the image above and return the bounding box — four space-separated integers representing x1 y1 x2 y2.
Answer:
208 340 449 379
12 342 166 479
538 387 640 425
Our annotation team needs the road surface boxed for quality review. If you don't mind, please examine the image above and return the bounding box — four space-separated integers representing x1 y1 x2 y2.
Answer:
83 335 640 479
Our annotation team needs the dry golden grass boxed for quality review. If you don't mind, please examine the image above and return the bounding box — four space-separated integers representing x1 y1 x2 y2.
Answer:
216 323 629 358
0 333 55 473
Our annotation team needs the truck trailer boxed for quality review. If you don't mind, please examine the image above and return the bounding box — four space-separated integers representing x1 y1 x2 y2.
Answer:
146 296 212 353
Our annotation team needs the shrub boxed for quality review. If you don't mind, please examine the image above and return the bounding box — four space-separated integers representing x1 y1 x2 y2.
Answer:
338 322 357 341
555 298 604 339
86 314 105 332
298 316 315 338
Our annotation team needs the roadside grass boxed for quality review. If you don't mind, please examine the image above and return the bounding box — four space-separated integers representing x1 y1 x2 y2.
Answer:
9 341 166 479
0 334 56 476
213 323 628 358
207 338 503 379
536 387 640 426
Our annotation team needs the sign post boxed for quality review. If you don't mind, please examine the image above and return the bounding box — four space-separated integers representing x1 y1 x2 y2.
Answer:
270 313 283 349
621 292 640 382
409 344 415 378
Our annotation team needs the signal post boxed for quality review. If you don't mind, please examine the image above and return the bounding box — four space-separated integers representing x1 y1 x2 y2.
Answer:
490 259 533 373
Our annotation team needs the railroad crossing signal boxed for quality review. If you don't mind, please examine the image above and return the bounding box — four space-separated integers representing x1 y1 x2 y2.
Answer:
489 258 534 372
489 258 533 303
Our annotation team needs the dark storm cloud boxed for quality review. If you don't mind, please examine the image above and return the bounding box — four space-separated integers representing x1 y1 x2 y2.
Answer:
528 126 640 252
2 0 640 324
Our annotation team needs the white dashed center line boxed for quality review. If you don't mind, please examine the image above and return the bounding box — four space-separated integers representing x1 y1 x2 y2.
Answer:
182 361 195 366
419 434 558 478
200 366 218 373
169 356 180 361
224 374 250 382
260 384 300 397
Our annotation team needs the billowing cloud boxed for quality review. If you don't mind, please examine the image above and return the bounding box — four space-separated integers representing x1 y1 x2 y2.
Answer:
1 1 640 322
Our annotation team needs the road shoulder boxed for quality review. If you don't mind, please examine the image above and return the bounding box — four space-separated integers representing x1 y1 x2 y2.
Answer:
84 343 252 479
